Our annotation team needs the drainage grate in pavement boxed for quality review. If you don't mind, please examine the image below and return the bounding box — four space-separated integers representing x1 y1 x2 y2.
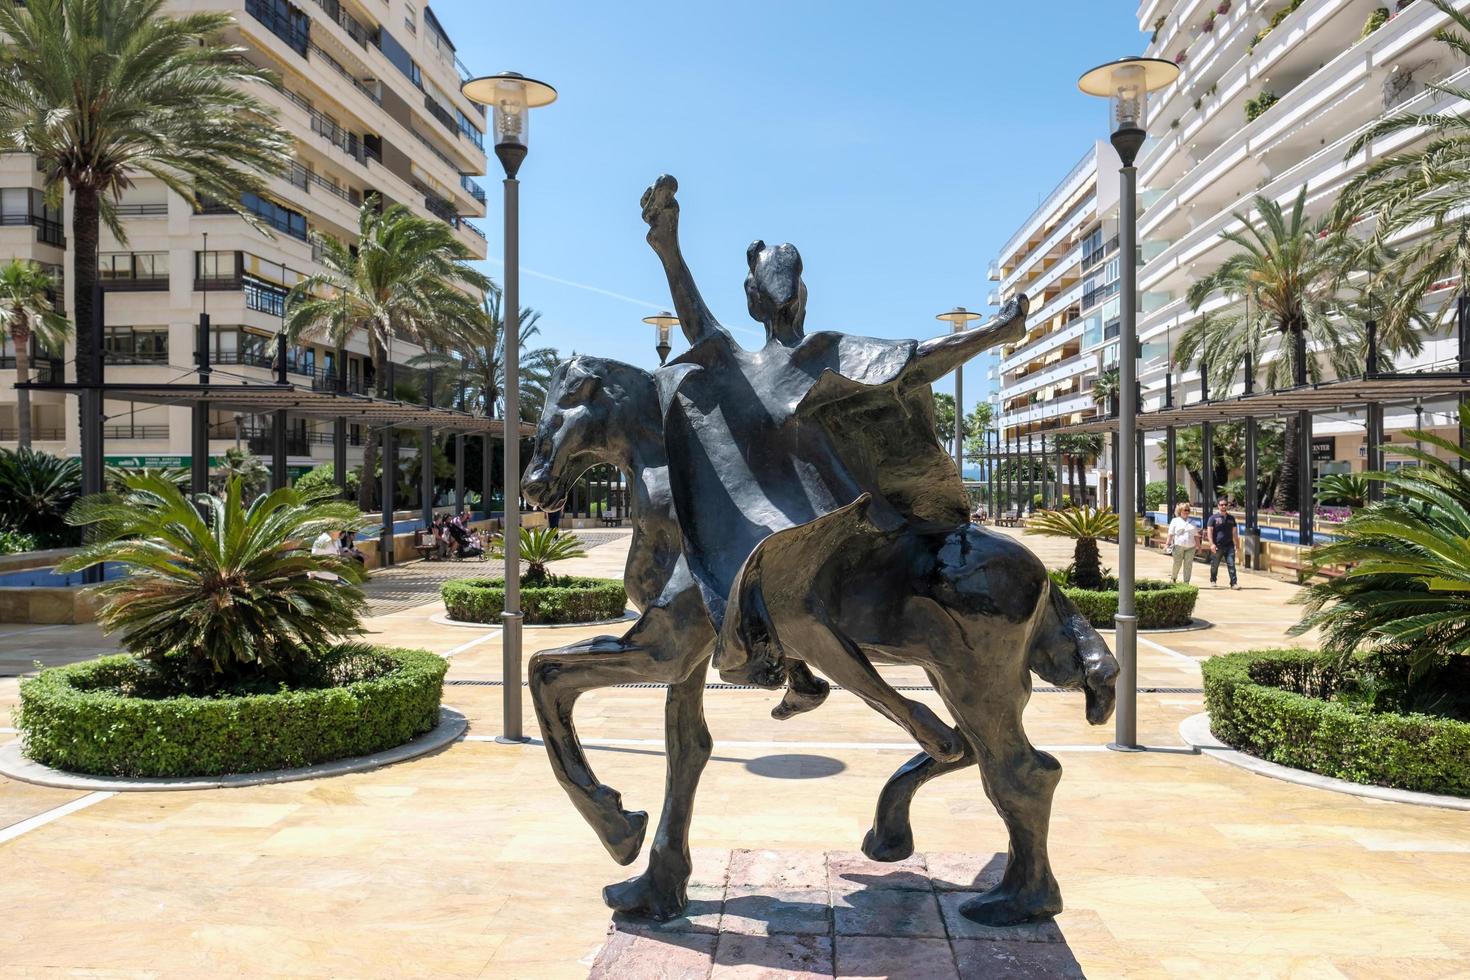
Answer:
441 679 1202 694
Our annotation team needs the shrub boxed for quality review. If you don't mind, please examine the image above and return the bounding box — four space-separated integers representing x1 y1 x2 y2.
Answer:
15 646 447 778
1145 481 1188 511
442 576 627 625
1361 6 1390 38
491 526 587 583
294 463 360 501
0 447 80 547
1203 648 1470 796
0 525 38 555
58 473 369 694
1059 578 1199 630
1245 91 1279 122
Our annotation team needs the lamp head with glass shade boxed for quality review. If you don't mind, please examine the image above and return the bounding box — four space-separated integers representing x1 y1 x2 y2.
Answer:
460 71 558 178
935 306 982 334
644 311 679 365
1077 57 1179 167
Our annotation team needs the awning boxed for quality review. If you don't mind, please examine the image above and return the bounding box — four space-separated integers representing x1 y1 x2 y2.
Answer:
1035 372 1470 436
18 381 537 436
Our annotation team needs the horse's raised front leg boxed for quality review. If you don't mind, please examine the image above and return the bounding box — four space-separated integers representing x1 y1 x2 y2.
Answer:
528 596 710 866
603 658 712 921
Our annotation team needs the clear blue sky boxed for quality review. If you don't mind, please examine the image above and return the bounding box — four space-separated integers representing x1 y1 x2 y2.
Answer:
432 1 1146 403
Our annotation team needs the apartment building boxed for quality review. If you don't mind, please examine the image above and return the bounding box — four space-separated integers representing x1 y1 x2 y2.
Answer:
992 0 1470 502
988 140 1124 505
0 0 490 478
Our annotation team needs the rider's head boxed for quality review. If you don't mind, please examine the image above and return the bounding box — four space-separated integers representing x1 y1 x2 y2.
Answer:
745 240 806 346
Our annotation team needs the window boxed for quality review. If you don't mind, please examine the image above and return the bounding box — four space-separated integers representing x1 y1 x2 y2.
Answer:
245 0 309 57
240 192 308 241
456 108 484 149
99 252 169 286
243 275 290 316
196 250 237 284
104 326 169 363
404 4 417 34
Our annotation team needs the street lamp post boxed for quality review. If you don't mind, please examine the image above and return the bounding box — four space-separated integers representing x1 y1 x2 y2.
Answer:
644 311 679 365
1079 56 1179 752
462 70 558 744
936 307 982 479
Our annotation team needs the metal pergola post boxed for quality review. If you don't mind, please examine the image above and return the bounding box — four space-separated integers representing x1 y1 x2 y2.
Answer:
380 423 395 567
1243 349 1258 542
334 346 348 498
421 427 434 526
271 335 288 491
1027 433 1036 510
190 311 211 502
1055 437 1065 507
1297 409 1313 546
483 432 495 519
1165 426 1176 518
455 433 466 514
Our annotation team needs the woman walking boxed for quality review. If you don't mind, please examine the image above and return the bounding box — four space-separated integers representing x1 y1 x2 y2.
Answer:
1167 502 1200 583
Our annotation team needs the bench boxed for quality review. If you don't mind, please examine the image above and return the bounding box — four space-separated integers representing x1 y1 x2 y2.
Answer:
1274 557 1351 584
600 515 623 527
995 511 1021 527
412 529 438 561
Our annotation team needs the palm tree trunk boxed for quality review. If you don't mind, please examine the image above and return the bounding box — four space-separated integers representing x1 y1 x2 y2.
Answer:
73 187 100 388
13 317 30 449
357 332 387 512
1275 413 1299 511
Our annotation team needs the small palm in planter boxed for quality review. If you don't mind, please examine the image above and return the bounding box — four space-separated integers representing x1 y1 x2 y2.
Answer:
493 526 588 584
1027 506 1119 590
58 473 368 693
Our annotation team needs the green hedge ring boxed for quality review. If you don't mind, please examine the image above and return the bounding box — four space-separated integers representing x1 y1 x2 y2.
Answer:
1203 648 1470 797
1058 579 1199 629
15 647 446 779
441 576 629 625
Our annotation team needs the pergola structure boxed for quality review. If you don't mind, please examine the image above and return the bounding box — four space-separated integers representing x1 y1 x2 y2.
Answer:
975 370 1470 547
22 374 534 571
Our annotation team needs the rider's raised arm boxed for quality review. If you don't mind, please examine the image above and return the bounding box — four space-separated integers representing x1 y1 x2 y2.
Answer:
642 175 726 346
908 295 1030 385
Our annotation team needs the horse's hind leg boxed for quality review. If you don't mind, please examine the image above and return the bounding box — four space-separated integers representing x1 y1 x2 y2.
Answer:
932 668 1063 926
603 658 713 921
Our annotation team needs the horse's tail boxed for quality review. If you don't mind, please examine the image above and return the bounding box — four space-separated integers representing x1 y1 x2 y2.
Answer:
1027 581 1119 726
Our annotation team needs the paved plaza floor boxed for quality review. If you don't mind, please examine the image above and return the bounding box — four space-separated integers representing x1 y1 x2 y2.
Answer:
1 528 1468 978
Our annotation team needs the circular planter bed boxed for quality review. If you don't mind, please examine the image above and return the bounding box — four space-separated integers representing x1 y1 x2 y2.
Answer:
1058 578 1199 630
1203 648 1470 797
15 646 447 779
441 576 628 625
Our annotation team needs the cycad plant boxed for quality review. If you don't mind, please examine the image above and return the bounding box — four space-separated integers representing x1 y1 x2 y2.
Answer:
58 473 368 694
212 447 269 499
493 526 587 584
286 199 492 510
1178 185 1371 511
0 260 69 449
1027 506 1120 590
1334 0 1470 342
0 0 291 403
1316 472 1369 509
1293 405 1470 711
0 447 80 546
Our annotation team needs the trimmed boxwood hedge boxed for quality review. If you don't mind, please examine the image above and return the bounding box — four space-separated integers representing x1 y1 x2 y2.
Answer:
441 576 628 625
15 646 446 778
1059 578 1199 629
1203 648 1470 797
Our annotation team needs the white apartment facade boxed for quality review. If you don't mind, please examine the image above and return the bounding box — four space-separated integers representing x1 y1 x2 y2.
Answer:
0 0 489 478
993 0 1470 502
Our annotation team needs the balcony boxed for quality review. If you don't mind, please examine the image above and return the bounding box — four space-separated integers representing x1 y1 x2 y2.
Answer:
0 355 62 384
310 0 374 48
115 202 168 218
987 260 1000 282
424 193 459 225
0 427 64 442
244 429 310 456
246 0 310 57
0 210 63 248
423 93 459 137
103 424 170 441
996 146 1097 267
461 175 487 206
98 252 168 291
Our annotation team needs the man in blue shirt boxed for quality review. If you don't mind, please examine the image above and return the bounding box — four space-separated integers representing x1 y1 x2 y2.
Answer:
1204 498 1241 589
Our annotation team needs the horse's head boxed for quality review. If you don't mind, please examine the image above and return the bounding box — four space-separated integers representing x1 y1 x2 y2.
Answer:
523 354 657 512
745 240 806 346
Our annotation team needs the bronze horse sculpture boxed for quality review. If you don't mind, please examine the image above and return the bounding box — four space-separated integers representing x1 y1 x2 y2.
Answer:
521 174 1119 927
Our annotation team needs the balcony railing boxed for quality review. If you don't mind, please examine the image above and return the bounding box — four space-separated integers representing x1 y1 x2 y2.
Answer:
311 371 370 395
0 356 62 383
244 431 309 456
246 0 310 57
103 424 170 440
115 202 168 218
310 0 374 48
424 194 458 224
1081 235 1118 272
423 93 459 136
0 211 64 247
0 427 64 441
461 222 486 241
103 349 169 365
213 350 277 370
309 41 381 105
461 175 487 205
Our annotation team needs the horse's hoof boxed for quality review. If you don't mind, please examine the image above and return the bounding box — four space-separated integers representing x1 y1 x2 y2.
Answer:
958 883 1062 927
602 808 649 866
604 871 689 922
918 724 966 765
771 680 830 720
861 825 914 863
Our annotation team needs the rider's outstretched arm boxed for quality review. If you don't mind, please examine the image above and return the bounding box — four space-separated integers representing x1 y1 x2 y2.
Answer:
642 175 725 347
908 295 1030 385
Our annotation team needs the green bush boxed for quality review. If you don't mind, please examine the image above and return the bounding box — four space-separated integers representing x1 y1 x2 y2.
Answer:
1203 648 1470 796
0 525 38 555
294 463 360 500
1361 6 1390 38
1245 91 1280 122
1059 578 1199 629
442 576 628 625
1145 481 1188 511
15 646 446 778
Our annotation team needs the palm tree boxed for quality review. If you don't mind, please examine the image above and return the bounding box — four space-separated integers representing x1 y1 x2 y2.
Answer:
58 472 368 693
1334 0 1470 342
1090 367 1120 414
1027 506 1120 590
0 0 292 419
285 199 492 510
0 260 68 449
1177 186 1367 511
419 292 558 421
1293 405 1470 698
1055 433 1103 506
212 447 268 499
493 526 587 584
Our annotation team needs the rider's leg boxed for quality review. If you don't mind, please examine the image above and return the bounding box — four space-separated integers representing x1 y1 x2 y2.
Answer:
785 616 964 763
603 659 713 921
